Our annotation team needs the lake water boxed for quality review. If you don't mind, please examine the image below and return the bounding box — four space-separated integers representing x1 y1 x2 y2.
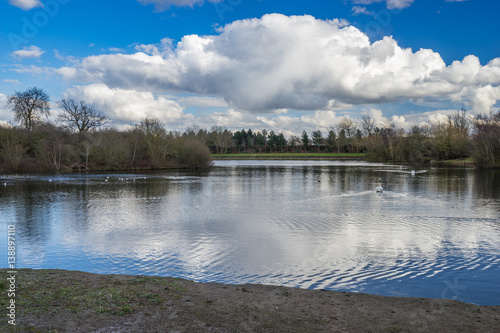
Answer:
1 160 499 305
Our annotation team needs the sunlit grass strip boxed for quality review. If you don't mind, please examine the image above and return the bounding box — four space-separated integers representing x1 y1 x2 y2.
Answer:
214 153 365 157
213 153 366 159
438 157 476 166
444 157 475 162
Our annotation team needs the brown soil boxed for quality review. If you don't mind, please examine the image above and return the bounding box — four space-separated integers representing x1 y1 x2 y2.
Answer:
1 269 499 332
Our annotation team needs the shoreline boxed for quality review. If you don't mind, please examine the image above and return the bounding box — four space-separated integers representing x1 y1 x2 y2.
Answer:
1 268 499 332
213 153 366 161
212 154 482 168
213 156 365 160
0 165 207 176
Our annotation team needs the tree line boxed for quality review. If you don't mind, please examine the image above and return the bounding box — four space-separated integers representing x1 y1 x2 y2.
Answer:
0 87 213 172
195 109 500 167
2 87 500 171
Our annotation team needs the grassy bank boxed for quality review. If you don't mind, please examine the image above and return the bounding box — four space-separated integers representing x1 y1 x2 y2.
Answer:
213 153 366 160
1 269 499 332
430 157 477 168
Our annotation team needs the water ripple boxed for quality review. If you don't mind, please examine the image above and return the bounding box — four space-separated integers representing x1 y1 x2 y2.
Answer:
2 164 499 305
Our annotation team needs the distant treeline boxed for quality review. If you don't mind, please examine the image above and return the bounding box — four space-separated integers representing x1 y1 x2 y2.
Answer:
2 87 500 172
197 109 500 167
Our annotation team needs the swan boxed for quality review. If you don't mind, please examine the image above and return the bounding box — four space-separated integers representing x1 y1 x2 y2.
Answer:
376 185 383 193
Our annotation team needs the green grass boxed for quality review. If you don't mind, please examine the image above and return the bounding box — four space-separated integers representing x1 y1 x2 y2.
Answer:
0 269 191 322
445 157 475 162
439 157 476 166
213 153 366 157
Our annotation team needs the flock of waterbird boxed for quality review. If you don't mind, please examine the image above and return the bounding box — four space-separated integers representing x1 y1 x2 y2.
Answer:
1 175 150 187
1 168 426 192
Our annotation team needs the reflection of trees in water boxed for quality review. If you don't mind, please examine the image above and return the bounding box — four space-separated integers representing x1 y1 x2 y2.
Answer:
8 181 99 244
472 169 500 198
4 167 499 260
431 168 470 196
12 182 54 244
2 172 213 245
471 170 500 214
130 171 211 200
64 186 92 231
429 169 500 212
132 178 171 199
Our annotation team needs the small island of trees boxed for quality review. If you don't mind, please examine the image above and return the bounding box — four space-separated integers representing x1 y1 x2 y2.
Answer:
0 87 213 172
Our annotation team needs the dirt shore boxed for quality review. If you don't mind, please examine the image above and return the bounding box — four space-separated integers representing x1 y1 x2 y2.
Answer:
1 269 499 332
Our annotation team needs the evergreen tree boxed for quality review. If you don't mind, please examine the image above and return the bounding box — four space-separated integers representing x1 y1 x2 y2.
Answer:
338 129 347 153
233 131 243 151
312 130 323 151
277 133 287 152
246 129 254 150
268 130 277 152
256 132 266 152
327 130 337 152
301 131 309 150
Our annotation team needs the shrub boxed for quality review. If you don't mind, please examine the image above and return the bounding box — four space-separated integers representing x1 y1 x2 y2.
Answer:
177 138 213 169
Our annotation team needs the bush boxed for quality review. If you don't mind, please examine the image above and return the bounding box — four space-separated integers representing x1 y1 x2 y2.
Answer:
177 138 213 169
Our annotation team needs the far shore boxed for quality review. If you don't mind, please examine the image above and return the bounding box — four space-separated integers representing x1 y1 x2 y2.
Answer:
1 268 498 332
213 154 482 168
213 153 366 160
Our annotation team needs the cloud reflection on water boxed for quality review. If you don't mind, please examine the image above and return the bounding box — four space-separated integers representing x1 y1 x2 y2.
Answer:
1 162 499 304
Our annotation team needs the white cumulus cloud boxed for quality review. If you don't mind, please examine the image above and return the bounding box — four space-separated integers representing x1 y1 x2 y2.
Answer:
8 0 42 10
11 46 45 59
57 14 500 115
0 94 13 125
362 108 387 127
63 84 189 126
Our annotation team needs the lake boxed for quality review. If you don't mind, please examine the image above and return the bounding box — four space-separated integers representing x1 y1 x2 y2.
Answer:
1 160 499 305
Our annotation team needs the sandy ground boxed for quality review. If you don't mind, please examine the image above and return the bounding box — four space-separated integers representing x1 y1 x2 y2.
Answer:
1 269 499 332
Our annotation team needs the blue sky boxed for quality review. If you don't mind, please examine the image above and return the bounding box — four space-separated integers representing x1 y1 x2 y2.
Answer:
1 0 499 136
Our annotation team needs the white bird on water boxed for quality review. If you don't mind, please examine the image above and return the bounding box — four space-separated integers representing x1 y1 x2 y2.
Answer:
376 184 383 193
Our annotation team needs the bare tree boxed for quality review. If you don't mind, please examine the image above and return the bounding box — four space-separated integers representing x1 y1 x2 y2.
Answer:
338 116 357 138
58 99 109 132
471 113 500 165
210 125 226 154
0 137 26 170
360 115 375 136
9 87 50 131
448 107 469 136
136 118 170 167
222 129 232 153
